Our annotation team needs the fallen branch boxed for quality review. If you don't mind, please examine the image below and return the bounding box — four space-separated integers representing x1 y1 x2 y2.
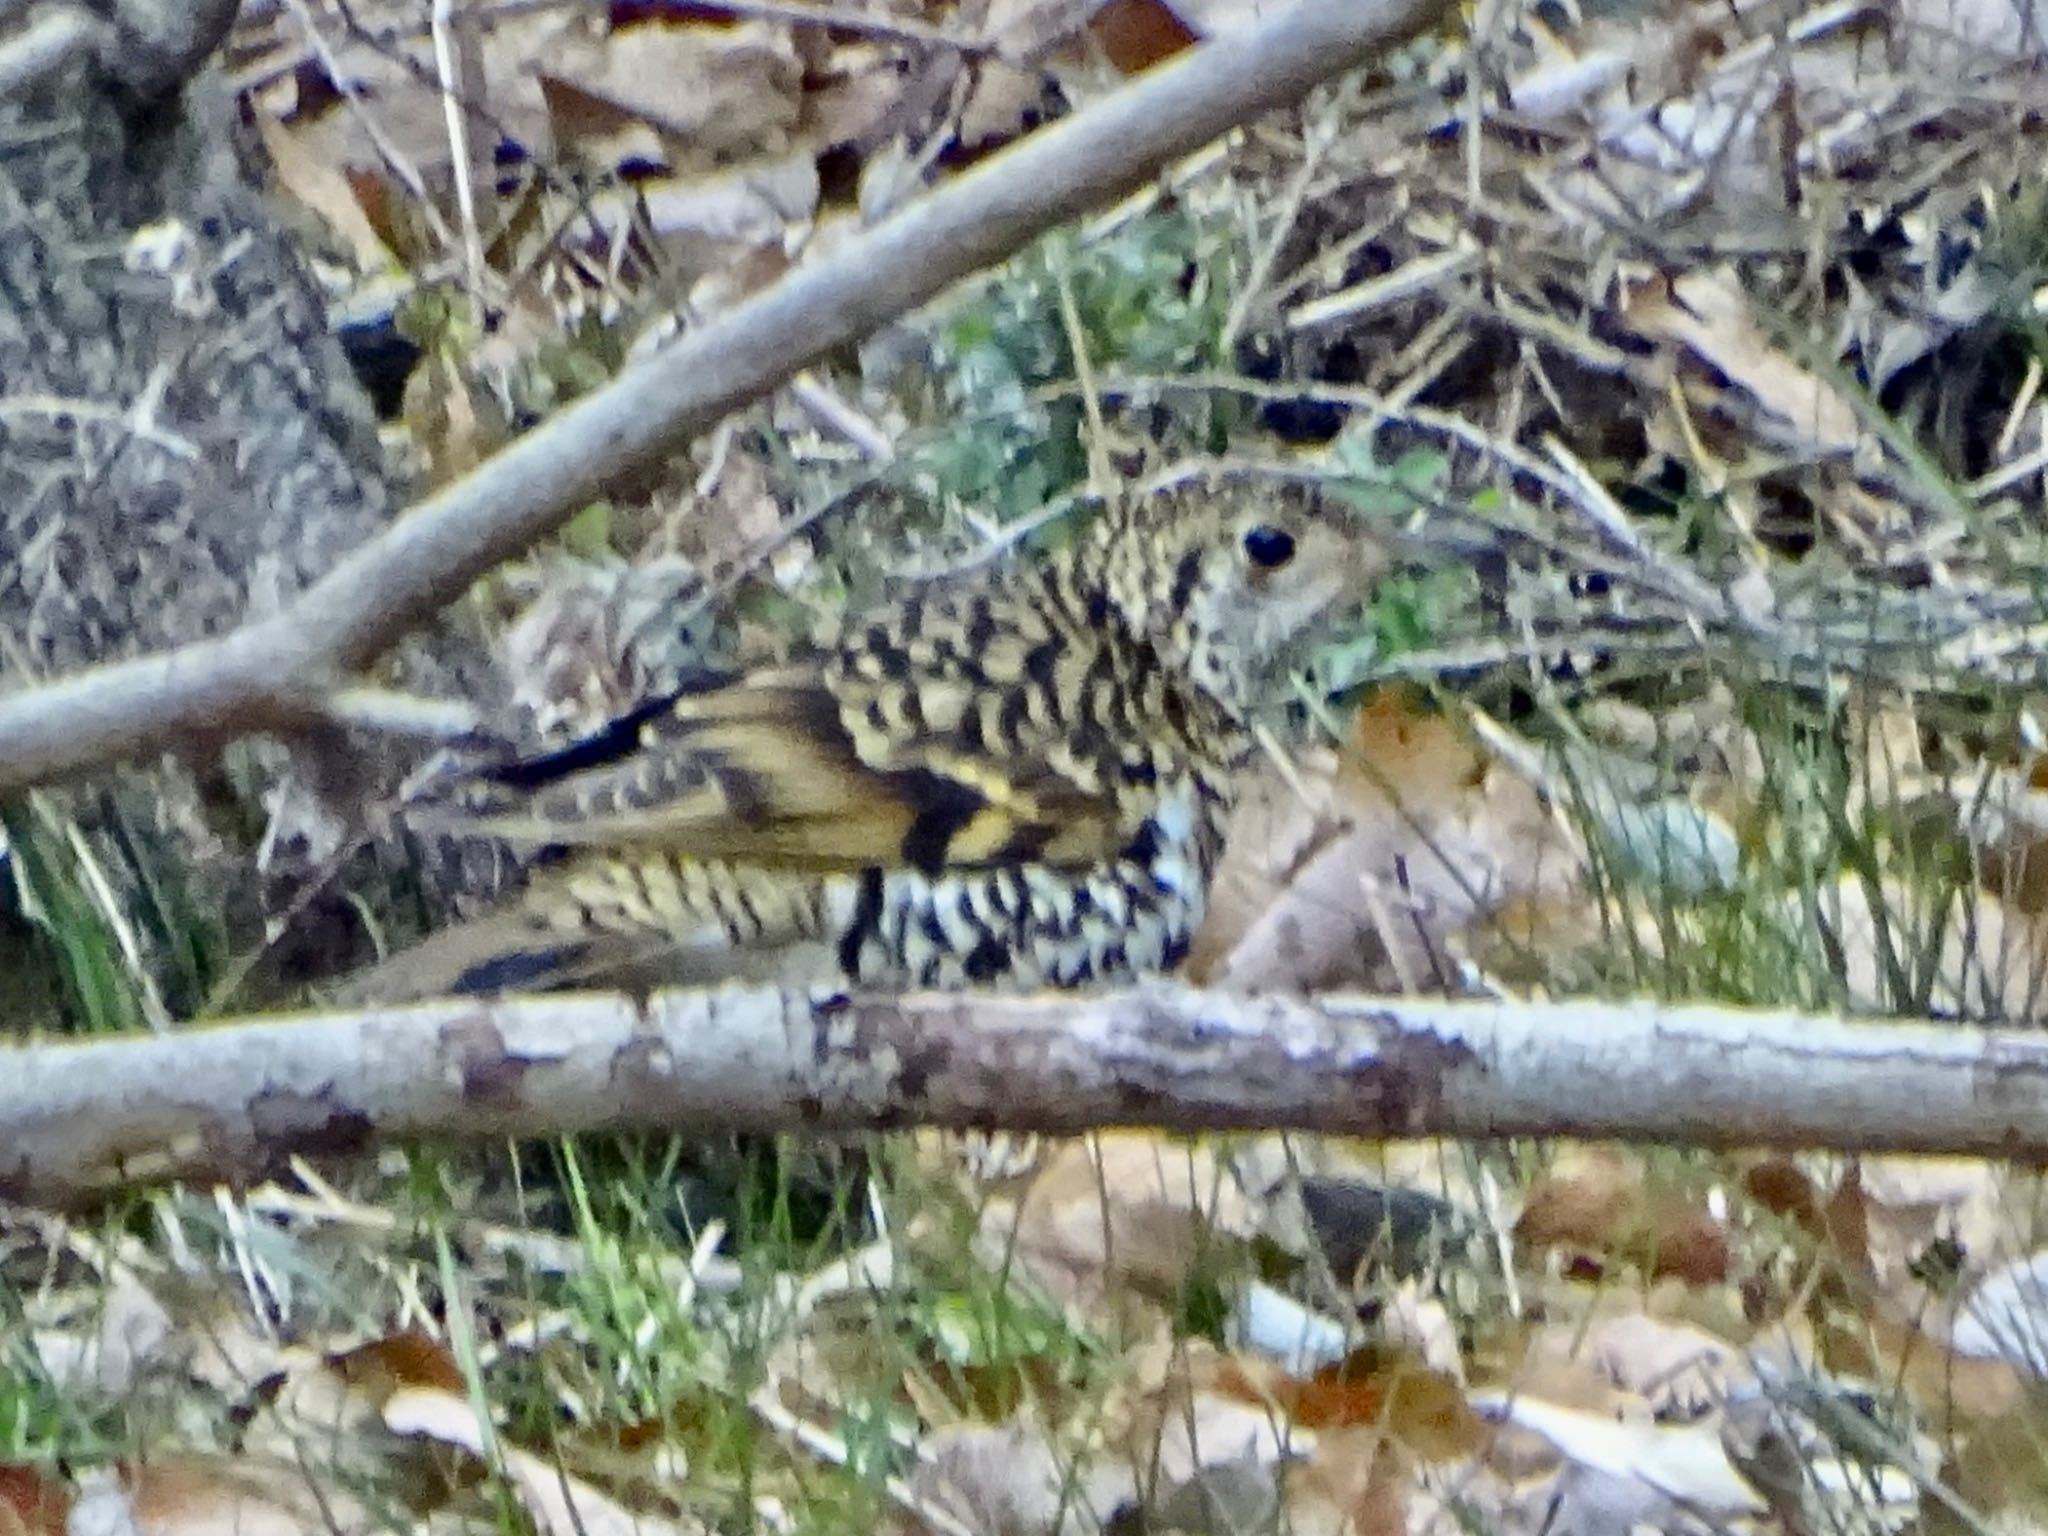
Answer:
7 985 2048 1207
0 0 1445 794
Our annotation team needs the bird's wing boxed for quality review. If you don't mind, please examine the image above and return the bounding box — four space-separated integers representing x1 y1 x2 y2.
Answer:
419 607 1146 874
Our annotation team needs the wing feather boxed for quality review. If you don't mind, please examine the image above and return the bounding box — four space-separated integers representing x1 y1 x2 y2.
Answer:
418 624 1136 872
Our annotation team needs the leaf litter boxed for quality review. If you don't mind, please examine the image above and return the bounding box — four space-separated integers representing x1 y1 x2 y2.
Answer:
14 0 2048 1531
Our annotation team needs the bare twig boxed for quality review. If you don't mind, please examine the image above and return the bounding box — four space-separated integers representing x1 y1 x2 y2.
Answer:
279 0 462 254
7 983 2048 1208
429 0 488 311
0 0 1446 794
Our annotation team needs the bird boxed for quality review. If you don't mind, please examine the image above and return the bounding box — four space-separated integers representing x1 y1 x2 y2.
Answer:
339 464 1380 1003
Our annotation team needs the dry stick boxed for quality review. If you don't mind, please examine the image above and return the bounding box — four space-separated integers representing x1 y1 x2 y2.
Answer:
7 984 2048 1207
0 0 1445 795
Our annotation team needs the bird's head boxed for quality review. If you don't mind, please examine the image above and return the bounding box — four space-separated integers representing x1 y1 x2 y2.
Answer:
1083 467 1384 717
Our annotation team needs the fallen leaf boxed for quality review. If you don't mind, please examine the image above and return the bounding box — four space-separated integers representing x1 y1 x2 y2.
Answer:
32 1271 176 1395
983 1134 1257 1329
1516 1146 1732 1286
1284 1428 1421 1536
1478 1395 1766 1518
1587 1314 1750 1417
911 1421 1135 1536
385 1388 705 1536
1087 0 1197 72
958 61 1053 148
1943 1398 2048 1529
329 1330 467 1401
1122 1342 1314 1483
618 154 818 250
0 1466 70 1536
1842 1295 2028 1425
1624 270 1861 455
261 7 572 177
1192 689 1583 992
257 115 395 271
539 21 801 162
1855 1155 2012 1291
91 1457 370 1536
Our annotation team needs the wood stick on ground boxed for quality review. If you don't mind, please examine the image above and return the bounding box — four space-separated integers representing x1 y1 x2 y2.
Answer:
6 984 2048 1207
0 0 1446 795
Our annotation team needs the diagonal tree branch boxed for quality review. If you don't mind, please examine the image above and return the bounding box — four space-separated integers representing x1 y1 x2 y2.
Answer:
0 0 1446 794
7 984 2048 1207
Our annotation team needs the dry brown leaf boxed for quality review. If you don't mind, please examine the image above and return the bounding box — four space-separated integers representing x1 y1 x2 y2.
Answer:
92 1457 371 1536
384 1388 705 1536
1086 0 1197 72
257 115 394 271
230 1325 474 1509
803 54 912 153
1197 1335 1485 1468
32 1271 176 1395
536 75 669 173
0 1466 70 1536
1585 1314 1751 1418
1510 1316 1655 1423
1855 1156 2014 1290
1742 1154 1865 1261
1516 1146 1732 1287
1283 1429 1419 1536
1191 689 1582 992
327 1330 467 1401
1954 763 2048 914
1623 271 1861 455
264 7 573 177
1946 1404 2048 1535
401 351 515 484
539 22 801 163
1119 1340 1310 1482
1842 1295 2030 1425
674 443 787 570
957 61 1052 149
982 1134 1256 1328
1478 1396 1767 1523
910 1421 1135 1536
633 155 819 249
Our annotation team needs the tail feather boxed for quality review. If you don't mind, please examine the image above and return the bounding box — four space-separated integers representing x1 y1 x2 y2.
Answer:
330 856 851 1004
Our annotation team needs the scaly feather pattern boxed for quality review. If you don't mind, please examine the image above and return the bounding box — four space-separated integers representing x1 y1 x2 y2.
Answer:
342 465 1379 1001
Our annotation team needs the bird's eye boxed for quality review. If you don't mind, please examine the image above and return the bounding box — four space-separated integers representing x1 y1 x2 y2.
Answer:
1241 525 1296 569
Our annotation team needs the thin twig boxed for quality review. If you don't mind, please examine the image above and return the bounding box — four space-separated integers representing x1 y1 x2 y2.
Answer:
279 0 462 253
429 0 487 315
0 0 1448 794
1053 257 1113 492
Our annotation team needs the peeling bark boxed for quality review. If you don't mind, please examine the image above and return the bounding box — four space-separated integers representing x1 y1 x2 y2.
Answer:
6 986 2047 1207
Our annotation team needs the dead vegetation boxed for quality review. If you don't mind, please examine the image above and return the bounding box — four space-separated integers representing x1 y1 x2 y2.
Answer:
7 0 2048 1531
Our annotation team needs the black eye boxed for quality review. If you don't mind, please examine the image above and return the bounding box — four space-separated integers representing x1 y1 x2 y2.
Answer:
1241 525 1296 569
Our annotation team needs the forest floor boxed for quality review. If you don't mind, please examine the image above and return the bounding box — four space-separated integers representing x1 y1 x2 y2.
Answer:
9 1 2048 1533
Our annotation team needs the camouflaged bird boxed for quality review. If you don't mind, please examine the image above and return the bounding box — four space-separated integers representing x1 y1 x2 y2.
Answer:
344 467 1378 1001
